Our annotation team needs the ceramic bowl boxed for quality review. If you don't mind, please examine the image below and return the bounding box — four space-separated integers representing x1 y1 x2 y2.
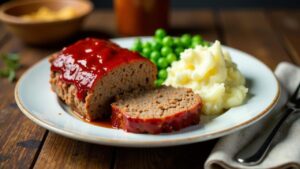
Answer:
0 0 93 45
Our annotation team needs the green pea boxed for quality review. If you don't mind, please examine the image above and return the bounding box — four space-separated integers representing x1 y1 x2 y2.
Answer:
134 38 142 44
166 53 177 63
154 79 164 87
150 51 160 62
181 34 192 47
173 37 181 46
150 58 157 64
158 69 168 80
157 57 168 69
162 36 173 46
142 42 151 49
175 47 184 56
154 37 163 44
131 38 142 51
151 41 162 51
161 46 172 57
155 28 167 40
192 35 203 43
191 40 201 48
131 46 139 52
203 41 211 47
142 47 151 57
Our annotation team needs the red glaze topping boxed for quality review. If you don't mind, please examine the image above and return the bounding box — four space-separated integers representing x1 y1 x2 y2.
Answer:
111 102 201 134
51 38 146 100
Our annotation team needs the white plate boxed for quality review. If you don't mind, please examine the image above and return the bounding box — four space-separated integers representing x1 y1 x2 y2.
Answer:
15 37 280 147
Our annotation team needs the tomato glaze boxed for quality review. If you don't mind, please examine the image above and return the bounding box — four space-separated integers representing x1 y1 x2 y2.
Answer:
51 38 146 100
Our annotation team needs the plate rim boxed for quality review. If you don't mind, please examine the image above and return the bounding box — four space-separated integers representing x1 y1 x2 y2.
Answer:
14 38 281 147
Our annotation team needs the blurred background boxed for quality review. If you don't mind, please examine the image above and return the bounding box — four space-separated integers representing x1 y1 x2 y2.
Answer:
92 0 300 9
2 0 300 8
0 0 299 45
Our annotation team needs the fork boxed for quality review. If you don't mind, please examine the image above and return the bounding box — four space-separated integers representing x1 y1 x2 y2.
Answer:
235 83 300 166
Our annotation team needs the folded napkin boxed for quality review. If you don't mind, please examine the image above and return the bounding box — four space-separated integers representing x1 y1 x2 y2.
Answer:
205 62 300 169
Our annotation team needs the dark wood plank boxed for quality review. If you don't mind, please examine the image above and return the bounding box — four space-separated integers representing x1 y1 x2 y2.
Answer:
0 22 11 69
0 37 52 168
268 10 300 65
219 10 293 69
33 133 113 169
30 11 116 169
113 10 219 169
169 10 219 41
0 23 11 48
115 141 217 169
0 10 116 169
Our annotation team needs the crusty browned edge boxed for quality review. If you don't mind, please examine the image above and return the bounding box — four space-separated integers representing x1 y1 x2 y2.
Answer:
49 53 157 121
49 53 89 119
111 93 202 134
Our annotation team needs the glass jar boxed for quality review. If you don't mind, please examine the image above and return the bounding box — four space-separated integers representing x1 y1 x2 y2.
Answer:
114 0 169 36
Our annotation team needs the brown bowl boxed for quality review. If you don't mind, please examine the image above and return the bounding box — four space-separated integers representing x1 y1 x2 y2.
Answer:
0 0 93 45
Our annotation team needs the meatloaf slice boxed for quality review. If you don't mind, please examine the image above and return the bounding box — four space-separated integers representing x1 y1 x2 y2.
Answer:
49 38 157 121
111 86 202 134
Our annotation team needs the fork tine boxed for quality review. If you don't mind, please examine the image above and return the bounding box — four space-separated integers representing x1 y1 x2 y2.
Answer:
291 82 300 102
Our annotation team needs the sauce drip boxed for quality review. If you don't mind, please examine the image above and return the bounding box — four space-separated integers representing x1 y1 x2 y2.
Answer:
70 107 113 128
89 119 113 128
51 38 146 100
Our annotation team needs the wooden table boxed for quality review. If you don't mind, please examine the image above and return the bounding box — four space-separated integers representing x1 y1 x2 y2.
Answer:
0 9 299 169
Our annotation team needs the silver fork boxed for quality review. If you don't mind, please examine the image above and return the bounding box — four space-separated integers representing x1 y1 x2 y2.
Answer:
235 83 300 166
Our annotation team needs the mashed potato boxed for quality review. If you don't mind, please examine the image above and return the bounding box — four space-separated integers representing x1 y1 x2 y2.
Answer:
22 7 76 21
164 41 248 115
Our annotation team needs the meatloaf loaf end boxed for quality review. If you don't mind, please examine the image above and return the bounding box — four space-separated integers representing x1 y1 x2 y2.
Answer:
111 86 202 134
49 38 157 121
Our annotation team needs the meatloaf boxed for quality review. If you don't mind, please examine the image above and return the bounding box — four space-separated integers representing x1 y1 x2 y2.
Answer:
49 38 157 121
111 86 202 134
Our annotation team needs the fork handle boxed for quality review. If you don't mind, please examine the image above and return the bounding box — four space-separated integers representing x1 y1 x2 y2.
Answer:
234 107 295 166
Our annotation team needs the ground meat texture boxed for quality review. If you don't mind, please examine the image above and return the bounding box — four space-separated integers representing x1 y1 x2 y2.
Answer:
111 86 202 134
50 56 157 121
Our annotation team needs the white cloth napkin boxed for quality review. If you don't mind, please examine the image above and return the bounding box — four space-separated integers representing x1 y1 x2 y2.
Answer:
205 62 300 169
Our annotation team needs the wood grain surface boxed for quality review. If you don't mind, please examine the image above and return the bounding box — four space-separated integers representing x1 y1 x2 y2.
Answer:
0 9 299 169
113 10 219 169
268 10 300 65
219 10 293 69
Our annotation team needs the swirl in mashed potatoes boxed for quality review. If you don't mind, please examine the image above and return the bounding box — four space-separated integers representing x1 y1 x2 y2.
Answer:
164 41 248 115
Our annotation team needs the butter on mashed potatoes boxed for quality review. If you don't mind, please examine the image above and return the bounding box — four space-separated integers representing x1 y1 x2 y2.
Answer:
164 41 248 115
